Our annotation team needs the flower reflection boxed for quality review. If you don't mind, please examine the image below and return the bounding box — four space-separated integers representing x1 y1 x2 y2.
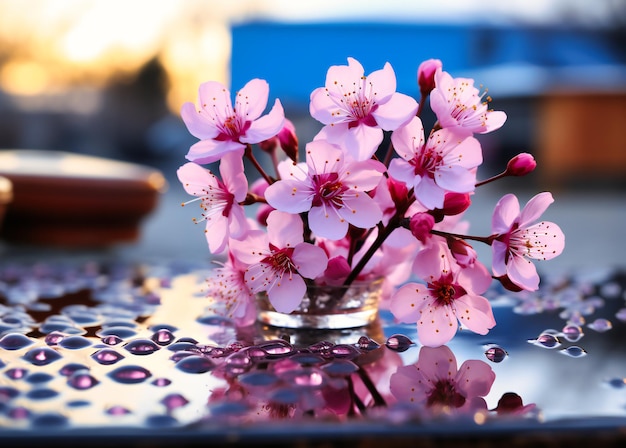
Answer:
202 336 537 424
390 345 495 416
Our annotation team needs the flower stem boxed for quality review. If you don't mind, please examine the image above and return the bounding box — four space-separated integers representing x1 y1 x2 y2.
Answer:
244 144 275 185
475 171 506 187
430 229 495 245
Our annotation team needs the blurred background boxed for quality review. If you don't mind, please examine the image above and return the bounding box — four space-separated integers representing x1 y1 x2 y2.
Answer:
0 0 624 270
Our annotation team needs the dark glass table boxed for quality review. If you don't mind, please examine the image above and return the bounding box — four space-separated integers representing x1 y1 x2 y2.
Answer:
1 254 625 447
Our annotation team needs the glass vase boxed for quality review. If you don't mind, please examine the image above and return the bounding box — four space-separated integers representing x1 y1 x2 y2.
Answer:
257 278 384 330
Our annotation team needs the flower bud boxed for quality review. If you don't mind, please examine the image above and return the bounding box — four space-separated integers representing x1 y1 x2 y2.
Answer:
442 192 471 216
417 59 443 96
505 153 536 177
409 212 435 244
386 177 410 211
448 238 477 267
259 119 298 162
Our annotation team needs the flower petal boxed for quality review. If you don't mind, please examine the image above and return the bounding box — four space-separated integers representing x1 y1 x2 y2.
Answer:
241 99 285 144
268 273 306 313
491 194 520 234
372 92 418 131
177 162 217 196
219 152 248 201
455 359 495 398
339 193 383 229
265 179 313 214
416 302 458 347
266 211 304 248
389 283 429 323
519 192 554 228
235 78 269 121
180 102 219 140
343 124 384 161
416 345 458 381
308 205 349 240
507 254 540 291
366 62 396 102
454 294 496 335
391 116 425 161
185 139 245 164
292 243 328 279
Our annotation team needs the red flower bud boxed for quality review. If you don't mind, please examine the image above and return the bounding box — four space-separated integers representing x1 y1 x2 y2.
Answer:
386 177 410 210
417 59 442 97
505 153 536 177
409 213 435 244
448 238 477 267
441 192 471 216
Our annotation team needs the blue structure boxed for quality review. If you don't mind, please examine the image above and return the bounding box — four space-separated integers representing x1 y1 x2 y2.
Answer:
230 21 623 107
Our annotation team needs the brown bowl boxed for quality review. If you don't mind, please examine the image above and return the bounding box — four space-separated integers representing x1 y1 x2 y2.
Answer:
0 149 167 248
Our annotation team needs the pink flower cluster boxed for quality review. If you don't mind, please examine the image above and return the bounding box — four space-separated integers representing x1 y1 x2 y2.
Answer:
177 57 565 347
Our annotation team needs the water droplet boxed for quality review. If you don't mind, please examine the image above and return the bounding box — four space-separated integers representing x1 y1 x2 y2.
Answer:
225 351 252 368
68 371 100 390
161 393 189 411
197 315 236 328
561 324 584 342
566 312 586 326
7 406 31 420
151 378 172 387
321 360 359 376
145 414 179 428
59 335 93 350
530 333 561 349
588 318 612 332
484 345 508 363
357 336 380 351
258 340 295 358
26 372 54 384
26 388 59 400
31 412 68 428
101 335 124 345
289 353 326 365
108 365 152 384
0 333 35 350
331 344 360 359
616 308 626 322
268 387 300 405
175 356 214 374
385 334 414 352
91 349 125 365
124 339 160 355
308 340 335 358
280 367 326 389
59 363 89 376
559 346 587 358
600 281 621 298
167 341 198 352
247 346 268 361
238 371 279 388
106 405 131 416
606 378 626 389
67 400 90 408
4 368 28 380
22 347 63 366
0 386 20 400
97 326 137 339
44 332 65 346
151 329 175 346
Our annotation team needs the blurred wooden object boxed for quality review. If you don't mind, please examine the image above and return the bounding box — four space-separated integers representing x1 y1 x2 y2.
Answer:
536 91 626 189
0 149 167 248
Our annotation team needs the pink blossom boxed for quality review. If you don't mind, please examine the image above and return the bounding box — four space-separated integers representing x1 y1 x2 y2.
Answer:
409 213 435 244
259 118 299 162
177 153 249 254
390 345 495 414
389 116 483 210
264 140 385 240
205 253 256 326
181 79 285 164
430 69 507 136
491 192 565 291
390 242 495 347
417 58 442 97
229 211 328 313
310 57 418 160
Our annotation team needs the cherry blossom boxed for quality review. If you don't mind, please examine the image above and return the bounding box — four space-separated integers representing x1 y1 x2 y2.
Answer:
389 116 482 210
264 140 385 240
390 242 495 347
491 192 565 291
177 153 249 254
390 345 495 414
430 69 507 136
229 211 328 313
205 253 256 326
310 57 418 160
181 78 285 164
